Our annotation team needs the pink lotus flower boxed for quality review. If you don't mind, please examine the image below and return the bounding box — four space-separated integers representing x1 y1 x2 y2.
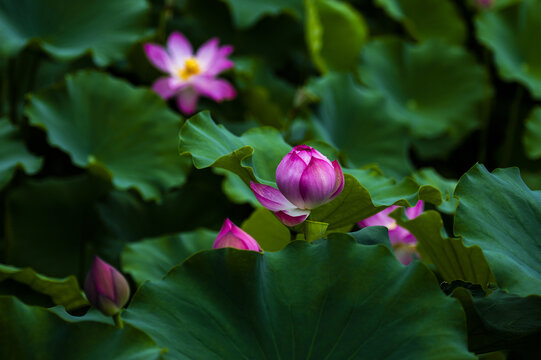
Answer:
84 257 130 316
250 145 344 227
358 201 424 265
475 0 493 9
144 32 236 114
213 219 262 251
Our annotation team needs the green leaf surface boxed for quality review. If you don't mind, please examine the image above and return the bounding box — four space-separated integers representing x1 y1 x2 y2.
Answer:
476 0 541 98
220 0 303 28
0 117 42 190
26 71 190 201
308 73 412 178
5 174 110 278
241 208 291 251
523 107 541 159
124 238 474 359
0 296 163 360
328 226 393 251
0 264 87 310
122 229 217 284
359 38 489 139
179 111 291 186
413 168 458 214
454 164 541 297
376 0 466 44
215 168 260 207
305 0 368 73
0 0 150 66
390 208 495 290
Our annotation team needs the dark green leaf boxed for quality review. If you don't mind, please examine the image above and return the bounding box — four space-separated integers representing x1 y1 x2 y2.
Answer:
0 296 163 359
0 264 87 310
0 0 150 66
124 238 474 359
221 0 303 28
241 208 291 251
26 71 190 201
122 229 216 284
523 107 541 159
454 164 541 296
305 0 368 73
0 117 42 190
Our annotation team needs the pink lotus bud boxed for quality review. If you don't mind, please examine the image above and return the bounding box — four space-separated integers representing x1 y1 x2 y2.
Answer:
358 201 424 265
250 145 344 226
213 219 262 251
84 257 130 316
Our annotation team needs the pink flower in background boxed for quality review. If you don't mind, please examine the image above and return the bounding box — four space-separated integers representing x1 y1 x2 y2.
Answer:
250 145 344 227
358 201 424 265
213 219 262 251
475 0 494 9
144 32 236 114
84 257 131 316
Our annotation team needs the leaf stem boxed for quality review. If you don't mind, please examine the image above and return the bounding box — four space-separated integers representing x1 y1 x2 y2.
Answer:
113 313 124 329
501 86 524 167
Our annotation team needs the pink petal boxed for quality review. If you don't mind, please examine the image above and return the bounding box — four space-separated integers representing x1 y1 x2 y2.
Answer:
298 158 336 209
328 160 344 201
192 77 236 101
250 182 296 211
144 43 173 73
167 32 193 65
275 208 310 227
196 38 219 70
176 88 199 114
405 200 424 219
276 152 307 209
389 227 415 245
213 219 261 251
152 77 185 99
206 45 235 76
357 206 397 228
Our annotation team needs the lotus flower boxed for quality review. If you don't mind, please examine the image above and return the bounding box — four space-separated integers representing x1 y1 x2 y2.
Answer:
213 219 262 251
476 0 493 9
144 32 236 114
250 145 344 226
358 201 424 265
84 257 130 316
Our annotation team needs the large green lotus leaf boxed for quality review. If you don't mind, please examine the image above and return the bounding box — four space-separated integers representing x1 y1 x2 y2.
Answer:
5 174 110 278
376 0 466 44
308 73 412 178
179 111 291 186
26 71 190 201
523 107 541 159
0 117 42 190
359 38 489 138
122 229 216 284
220 0 303 28
453 288 541 354
390 208 496 291
476 0 541 99
454 164 541 297
0 296 163 359
305 0 368 73
413 168 458 214
0 0 150 66
241 208 291 251
214 168 260 207
124 238 474 359
0 264 87 310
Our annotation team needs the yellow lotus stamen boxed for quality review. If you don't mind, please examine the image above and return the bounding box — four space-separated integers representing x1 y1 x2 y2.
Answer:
178 58 200 80
387 221 398 230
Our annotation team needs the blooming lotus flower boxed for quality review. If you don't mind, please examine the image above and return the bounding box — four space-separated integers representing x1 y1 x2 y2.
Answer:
84 257 130 316
358 201 424 265
144 32 236 114
250 145 344 226
213 219 262 251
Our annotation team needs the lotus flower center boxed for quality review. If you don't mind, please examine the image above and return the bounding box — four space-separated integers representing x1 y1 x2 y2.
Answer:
387 221 397 230
178 58 200 80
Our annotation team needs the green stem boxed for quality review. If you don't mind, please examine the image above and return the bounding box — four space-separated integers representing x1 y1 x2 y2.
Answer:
477 50 493 163
113 313 124 329
501 87 524 167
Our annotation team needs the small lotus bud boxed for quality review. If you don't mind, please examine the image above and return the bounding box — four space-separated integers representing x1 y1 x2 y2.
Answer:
84 256 130 316
213 219 262 251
